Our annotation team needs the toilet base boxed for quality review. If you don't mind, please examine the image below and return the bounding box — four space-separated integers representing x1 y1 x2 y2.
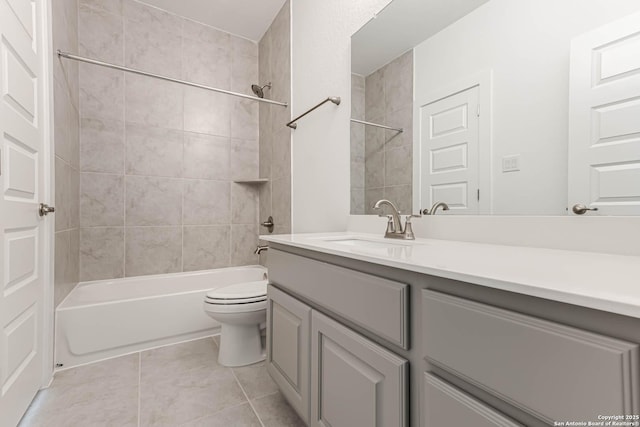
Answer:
217 323 265 367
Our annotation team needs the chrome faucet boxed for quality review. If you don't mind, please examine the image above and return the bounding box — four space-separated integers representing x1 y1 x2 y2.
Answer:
373 199 403 233
422 202 450 215
373 199 419 240
254 245 269 255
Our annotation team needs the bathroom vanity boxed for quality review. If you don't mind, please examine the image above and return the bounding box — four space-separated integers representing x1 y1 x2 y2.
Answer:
260 233 640 427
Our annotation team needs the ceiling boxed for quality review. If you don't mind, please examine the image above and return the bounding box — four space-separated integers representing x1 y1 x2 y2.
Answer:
138 0 288 42
352 0 490 75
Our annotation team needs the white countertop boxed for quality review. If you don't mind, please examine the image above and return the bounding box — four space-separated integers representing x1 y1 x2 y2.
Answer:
260 232 640 319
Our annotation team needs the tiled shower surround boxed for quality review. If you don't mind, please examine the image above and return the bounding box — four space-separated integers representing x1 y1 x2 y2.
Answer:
77 0 265 280
259 2 292 236
351 51 413 215
53 0 80 306
351 73 365 214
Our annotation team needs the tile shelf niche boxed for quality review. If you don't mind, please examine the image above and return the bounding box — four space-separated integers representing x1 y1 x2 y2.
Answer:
233 179 270 184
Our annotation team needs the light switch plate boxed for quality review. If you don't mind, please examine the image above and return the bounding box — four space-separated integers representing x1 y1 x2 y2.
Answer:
502 155 520 172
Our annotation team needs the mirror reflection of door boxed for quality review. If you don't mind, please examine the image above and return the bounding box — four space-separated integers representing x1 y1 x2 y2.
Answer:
419 86 479 214
568 11 640 215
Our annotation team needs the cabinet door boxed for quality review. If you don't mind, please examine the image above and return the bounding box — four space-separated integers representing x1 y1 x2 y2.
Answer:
311 311 407 427
268 249 409 349
422 290 640 423
423 373 523 427
267 285 311 424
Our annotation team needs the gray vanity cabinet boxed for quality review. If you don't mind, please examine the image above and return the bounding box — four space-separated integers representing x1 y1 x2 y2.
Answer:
266 245 640 427
421 290 640 425
311 310 408 427
266 285 311 424
267 284 408 427
267 249 409 427
423 373 522 427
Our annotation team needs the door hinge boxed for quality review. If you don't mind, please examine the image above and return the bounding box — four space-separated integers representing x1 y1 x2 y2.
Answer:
477 189 480 201
477 105 480 117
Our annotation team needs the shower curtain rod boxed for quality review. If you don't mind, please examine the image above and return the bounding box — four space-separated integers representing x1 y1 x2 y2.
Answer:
57 50 289 107
350 118 403 133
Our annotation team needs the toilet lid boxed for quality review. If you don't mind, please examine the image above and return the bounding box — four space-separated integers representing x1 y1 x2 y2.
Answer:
205 280 267 302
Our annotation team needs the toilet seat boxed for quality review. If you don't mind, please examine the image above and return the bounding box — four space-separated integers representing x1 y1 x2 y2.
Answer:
204 299 266 313
206 295 266 304
205 280 267 304
204 280 268 313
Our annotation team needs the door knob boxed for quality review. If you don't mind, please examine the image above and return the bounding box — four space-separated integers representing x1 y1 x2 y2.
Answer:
39 203 55 216
571 203 598 215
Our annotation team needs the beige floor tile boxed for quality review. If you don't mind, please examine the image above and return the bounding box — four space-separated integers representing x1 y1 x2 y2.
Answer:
252 392 305 427
233 361 279 399
20 338 300 427
140 337 221 375
179 402 262 427
20 354 139 427
140 340 247 426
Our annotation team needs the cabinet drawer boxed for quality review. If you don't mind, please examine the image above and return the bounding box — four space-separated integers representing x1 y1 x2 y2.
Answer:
423 373 522 427
269 249 408 349
421 290 639 424
267 285 311 424
311 310 407 427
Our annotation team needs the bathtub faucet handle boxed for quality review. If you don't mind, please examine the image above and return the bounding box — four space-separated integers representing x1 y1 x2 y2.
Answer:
254 245 269 255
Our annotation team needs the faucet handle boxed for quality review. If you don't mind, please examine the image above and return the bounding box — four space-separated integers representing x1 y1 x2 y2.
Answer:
379 214 396 233
401 214 421 240
405 214 421 222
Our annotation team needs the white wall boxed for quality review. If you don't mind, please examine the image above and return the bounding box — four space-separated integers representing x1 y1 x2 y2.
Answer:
414 0 640 215
290 0 392 232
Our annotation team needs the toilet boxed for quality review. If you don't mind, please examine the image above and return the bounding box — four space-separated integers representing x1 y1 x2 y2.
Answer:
203 280 268 367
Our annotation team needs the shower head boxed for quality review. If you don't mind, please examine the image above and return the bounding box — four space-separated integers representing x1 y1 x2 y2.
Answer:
251 82 271 98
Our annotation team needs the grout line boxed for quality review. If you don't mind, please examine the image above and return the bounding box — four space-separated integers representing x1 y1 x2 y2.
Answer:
137 351 141 427
249 389 280 402
180 10 185 275
231 368 266 427
185 401 249 426
122 10 128 279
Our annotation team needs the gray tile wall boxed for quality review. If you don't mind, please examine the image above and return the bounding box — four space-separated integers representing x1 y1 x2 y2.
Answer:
361 51 413 215
77 0 261 281
53 0 80 306
258 2 292 236
351 73 365 214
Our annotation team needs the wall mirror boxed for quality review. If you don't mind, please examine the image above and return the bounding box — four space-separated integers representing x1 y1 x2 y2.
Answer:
350 0 640 216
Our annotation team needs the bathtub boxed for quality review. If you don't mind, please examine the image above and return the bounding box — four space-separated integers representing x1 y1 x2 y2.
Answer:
55 265 267 369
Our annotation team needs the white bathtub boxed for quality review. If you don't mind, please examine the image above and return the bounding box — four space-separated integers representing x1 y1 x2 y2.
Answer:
55 265 267 369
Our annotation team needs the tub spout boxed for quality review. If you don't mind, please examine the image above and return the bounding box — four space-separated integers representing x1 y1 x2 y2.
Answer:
254 245 269 255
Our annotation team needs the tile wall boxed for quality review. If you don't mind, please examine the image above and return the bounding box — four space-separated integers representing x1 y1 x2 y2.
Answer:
52 0 80 306
77 0 261 280
258 1 292 235
356 51 414 215
351 74 365 214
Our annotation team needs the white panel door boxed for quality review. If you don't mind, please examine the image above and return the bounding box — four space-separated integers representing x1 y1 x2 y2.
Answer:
568 11 640 215
0 0 48 425
419 86 479 213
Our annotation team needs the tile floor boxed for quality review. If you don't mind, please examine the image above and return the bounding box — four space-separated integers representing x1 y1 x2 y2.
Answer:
19 337 304 427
